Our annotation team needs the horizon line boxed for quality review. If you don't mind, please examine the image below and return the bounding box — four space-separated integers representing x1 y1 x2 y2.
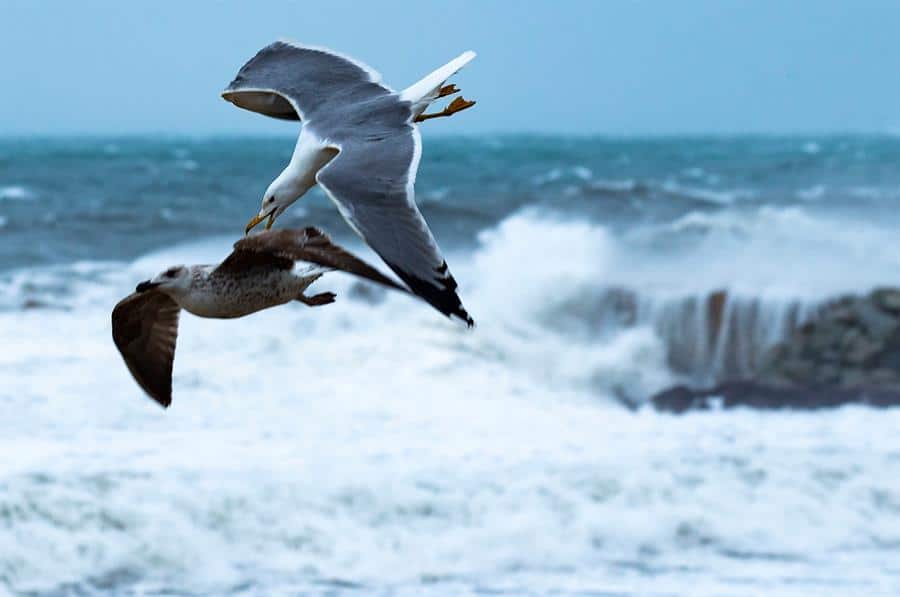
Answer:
1 129 899 141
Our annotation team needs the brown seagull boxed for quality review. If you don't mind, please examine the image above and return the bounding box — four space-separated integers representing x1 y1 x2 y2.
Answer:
112 227 407 408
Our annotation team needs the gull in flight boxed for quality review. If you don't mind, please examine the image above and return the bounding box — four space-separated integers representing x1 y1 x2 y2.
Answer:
112 227 408 407
222 41 477 326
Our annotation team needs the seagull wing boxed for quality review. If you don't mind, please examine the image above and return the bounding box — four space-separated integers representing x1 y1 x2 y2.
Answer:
213 243 293 276
315 130 474 326
112 290 181 408
222 40 392 121
230 227 409 293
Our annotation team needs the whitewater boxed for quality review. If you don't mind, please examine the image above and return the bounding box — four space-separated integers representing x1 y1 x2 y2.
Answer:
3 136 900 594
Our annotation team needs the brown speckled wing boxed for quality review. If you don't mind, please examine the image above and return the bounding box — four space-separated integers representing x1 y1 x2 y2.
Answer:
231 227 410 293
111 291 181 408
212 244 294 276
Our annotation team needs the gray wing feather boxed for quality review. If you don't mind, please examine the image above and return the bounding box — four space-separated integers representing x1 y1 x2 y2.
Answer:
222 41 392 121
316 130 474 326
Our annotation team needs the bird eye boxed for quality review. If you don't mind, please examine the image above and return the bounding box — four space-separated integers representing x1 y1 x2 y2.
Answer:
165 269 177 278
267 197 275 204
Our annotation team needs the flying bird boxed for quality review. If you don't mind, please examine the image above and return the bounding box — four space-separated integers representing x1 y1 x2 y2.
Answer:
112 227 408 408
222 41 476 326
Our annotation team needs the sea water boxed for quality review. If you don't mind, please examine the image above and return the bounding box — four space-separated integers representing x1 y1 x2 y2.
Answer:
2 135 900 595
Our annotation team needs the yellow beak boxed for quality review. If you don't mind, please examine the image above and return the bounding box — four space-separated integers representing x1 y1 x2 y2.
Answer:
245 210 276 234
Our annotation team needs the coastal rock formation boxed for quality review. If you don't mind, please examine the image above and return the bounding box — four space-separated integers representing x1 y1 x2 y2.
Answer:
651 381 900 413
757 288 900 388
650 287 900 411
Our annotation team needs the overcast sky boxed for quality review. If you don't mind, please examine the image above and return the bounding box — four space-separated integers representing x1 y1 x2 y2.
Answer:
2 1 899 135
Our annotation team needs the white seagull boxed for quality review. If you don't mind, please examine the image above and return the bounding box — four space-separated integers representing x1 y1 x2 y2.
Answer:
222 41 477 326
112 227 409 407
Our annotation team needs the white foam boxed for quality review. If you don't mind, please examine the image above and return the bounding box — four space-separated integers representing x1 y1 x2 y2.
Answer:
629 205 900 297
176 159 199 171
797 184 826 200
531 167 564 185
572 165 592 180
588 178 638 193
660 180 756 204
0 185 34 201
3 210 900 593
532 166 593 186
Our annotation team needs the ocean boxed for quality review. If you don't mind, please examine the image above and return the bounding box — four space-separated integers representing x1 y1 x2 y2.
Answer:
2 135 900 595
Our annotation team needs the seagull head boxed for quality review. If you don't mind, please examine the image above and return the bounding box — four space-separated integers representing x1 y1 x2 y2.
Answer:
245 178 296 234
136 265 191 294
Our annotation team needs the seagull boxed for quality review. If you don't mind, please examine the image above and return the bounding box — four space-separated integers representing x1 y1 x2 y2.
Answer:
222 41 477 326
112 227 408 407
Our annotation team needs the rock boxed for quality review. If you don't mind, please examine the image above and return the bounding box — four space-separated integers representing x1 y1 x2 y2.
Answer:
651 380 900 413
830 304 859 324
872 288 900 313
840 327 862 350
815 363 842 384
839 369 868 387
869 368 900 385
749 288 900 388
844 334 881 366
853 299 898 341
706 290 728 342
655 287 900 409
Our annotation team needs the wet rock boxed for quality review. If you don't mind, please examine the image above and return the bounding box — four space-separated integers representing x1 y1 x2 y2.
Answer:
652 287 900 411
706 289 727 342
873 288 900 313
651 381 900 413
854 299 898 341
844 334 881 366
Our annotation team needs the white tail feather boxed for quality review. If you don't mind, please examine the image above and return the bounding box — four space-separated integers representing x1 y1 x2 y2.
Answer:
400 51 476 111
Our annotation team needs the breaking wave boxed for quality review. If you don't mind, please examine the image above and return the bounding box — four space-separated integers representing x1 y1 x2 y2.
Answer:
3 202 900 593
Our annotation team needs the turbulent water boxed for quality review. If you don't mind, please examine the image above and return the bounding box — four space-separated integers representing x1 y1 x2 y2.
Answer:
3 135 900 595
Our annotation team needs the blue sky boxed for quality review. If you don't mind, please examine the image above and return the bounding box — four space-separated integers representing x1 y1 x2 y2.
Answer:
2 1 899 135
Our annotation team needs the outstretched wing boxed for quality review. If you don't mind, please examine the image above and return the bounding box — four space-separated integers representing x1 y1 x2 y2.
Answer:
112 291 181 408
315 130 474 326
222 40 393 121
231 227 409 293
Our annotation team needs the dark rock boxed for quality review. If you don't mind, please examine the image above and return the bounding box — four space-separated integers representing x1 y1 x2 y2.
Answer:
874 331 900 372
830 304 858 324
647 287 900 412
750 287 900 389
853 299 898 341
872 288 900 313
844 334 881 366
651 380 900 414
706 290 728 343
869 368 900 384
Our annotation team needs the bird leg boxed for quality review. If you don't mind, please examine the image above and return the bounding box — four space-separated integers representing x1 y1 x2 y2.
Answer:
437 84 459 98
414 96 476 123
297 292 336 307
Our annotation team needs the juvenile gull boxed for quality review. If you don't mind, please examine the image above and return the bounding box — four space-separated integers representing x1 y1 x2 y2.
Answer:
112 227 407 408
222 41 476 326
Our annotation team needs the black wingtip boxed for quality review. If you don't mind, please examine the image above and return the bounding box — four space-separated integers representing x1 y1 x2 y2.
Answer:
387 261 474 328
450 307 476 329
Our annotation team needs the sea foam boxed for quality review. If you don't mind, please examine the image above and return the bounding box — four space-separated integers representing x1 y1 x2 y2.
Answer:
2 209 900 594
